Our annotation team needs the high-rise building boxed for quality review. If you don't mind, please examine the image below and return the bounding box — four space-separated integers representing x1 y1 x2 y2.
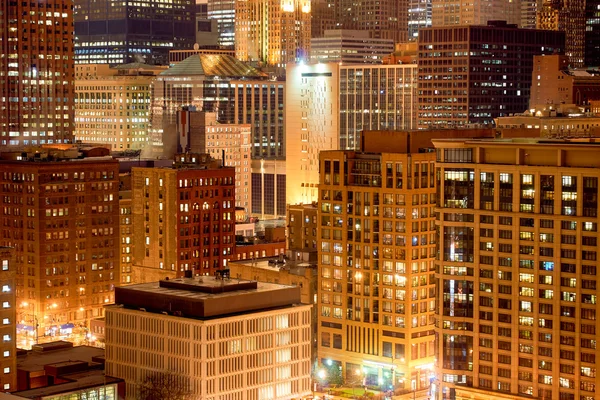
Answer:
317 131 438 393
106 277 312 399
207 0 236 47
522 0 544 28
433 137 600 400
131 153 236 277
74 0 195 66
331 0 408 42
0 148 120 340
310 30 395 64
417 21 565 129
585 0 600 67
0 0 75 148
235 0 311 67
408 0 432 40
175 110 252 211
537 0 585 67
286 62 418 205
432 0 520 26
147 55 285 159
74 63 166 151
0 248 16 393
310 0 337 38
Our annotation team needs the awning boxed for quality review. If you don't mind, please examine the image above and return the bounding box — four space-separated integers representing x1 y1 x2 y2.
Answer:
17 324 34 331
60 323 75 329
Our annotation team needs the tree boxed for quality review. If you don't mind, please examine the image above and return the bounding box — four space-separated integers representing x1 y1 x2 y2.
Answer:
137 371 194 400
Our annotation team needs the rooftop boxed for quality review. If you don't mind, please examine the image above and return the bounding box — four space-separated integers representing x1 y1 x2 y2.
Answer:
17 342 104 373
113 276 302 319
13 370 122 399
229 256 317 277
160 54 264 78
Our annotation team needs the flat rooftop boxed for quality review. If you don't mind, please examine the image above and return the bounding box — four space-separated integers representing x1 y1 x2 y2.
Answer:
17 343 104 373
13 370 122 399
229 257 316 277
114 276 301 319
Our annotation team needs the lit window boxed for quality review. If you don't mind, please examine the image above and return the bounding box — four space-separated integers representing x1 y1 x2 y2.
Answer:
3 367 8 374
1 285 9 293
2 302 9 309
3 335 10 342
3 384 9 390
2 319 8 325
3 351 9 357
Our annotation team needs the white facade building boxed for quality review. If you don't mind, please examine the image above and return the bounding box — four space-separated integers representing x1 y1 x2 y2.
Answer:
285 62 418 205
105 277 312 399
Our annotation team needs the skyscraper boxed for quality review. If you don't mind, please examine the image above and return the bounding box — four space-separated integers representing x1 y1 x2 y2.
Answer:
317 131 437 393
585 0 600 67
235 0 311 67
207 0 236 47
537 0 585 67
434 137 600 400
332 0 408 42
417 22 565 129
286 62 418 205
74 0 196 65
432 0 520 26
0 0 75 147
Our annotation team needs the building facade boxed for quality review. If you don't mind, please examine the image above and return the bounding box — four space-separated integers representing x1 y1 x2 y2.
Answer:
0 0 75 148
176 110 252 211
207 0 236 47
74 0 196 65
235 0 311 67
131 154 236 277
75 64 165 151
286 62 418 205
433 138 600 400
147 55 284 160
106 277 313 399
251 159 287 219
417 22 565 129
310 30 395 64
317 132 437 393
537 0 585 68
0 248 16 393
0 149 120 339
432 0 520 27
585 0 600 67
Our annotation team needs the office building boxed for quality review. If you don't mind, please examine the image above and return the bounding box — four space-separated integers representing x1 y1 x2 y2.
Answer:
0 0 75 148
310 30 395 64
408 0 432 40
131 153 236 277
286 62 418 205
207 0 236 47
317 131 438 393
235 0 311 67
74 0 196 66
522 0 543 28
417 21 565 129
106 276 312 399
310 0 337 38
148 55 285 159
585 0 600 67
432 0 520 26
537 0 585 67
74 63 166 151
11 341 123 399
0 248 16 393
434 137 600 400
529 55 600 107
0 148 119 340
175 110 252 211
331 0 408 43
228 257 318 365
251 159 287 219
